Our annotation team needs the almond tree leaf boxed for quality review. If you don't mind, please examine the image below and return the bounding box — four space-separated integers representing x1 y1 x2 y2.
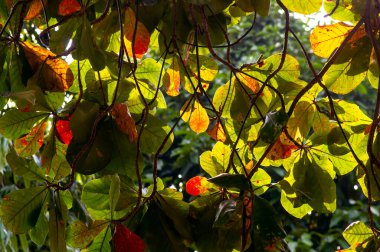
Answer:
6 147 46 181
187 54 218 82
48 191 67 252
14 121 46 157
24 0 45 20
66 220 107 249
310 23 366 58
55 117 73 145
163 55 181 96
251 168 271 195
140 115 174 154
186 176 209 196
343 221 374 247
58 0 81 16
124 7 150 59
259 109 289 144
87 225 112 252
113 223 145 252
189 99 209 133
51 155 71 181
235 72 260 93
0 186 48 234
0 109 49 139
111 103 138 142
21 42 74 91
281 0 322 14
207 120 226 142
180 97 193 122
368 48 379 89
208 173 250 190
29 213 48 246
322 37 371 94
324 0 363 22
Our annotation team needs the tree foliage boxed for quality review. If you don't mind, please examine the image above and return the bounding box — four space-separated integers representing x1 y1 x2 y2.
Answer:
0 0 380 251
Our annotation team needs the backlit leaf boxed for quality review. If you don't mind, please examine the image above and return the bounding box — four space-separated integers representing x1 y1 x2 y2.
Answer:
207 120 226 142
58 0 81 16
310 23 366 58
55 117 73 145
66 220 107 249
24 0 45 20
14 121 46 157
281 0 322 14
163 55 181 96
187 54 218 83
186 176 210 196
124 7 150 59
111 103 138 142
113 223 145 252
267 133 298 160
190 99 210 133
343 221 374 247
21 42 74 91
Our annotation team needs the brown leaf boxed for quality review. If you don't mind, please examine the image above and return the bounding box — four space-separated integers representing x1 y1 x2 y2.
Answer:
207 120 226 142
14 121 46 157
21 42 74 91
111 103 138 142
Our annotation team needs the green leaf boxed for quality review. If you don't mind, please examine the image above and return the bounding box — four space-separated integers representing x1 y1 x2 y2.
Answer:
324 0 363 22
280 182 312 219
281 0 322 14
48 191 67 252
200 141 230 177
49 17 80 54
208 173 250 190
6 147 46 181
236 0 270 16
135 58 163 86
51 155 71 181
87 225 112 252
140 114 174 154
213 198 242 229
0 109 48 139
323 38 371 94
343 221 374 247
28 213 48 246
109 174 121 215
0 186 48 234
79 17 106 71
259 109 289 144
251 168 271 195
252 196 286 238
187 54 218 83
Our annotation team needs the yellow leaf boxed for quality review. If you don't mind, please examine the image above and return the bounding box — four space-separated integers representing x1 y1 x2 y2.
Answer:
14 122 46 157
235 72 260 93
21 42 74 91
190 99 209 133
310 22 366 58
163 56 181 96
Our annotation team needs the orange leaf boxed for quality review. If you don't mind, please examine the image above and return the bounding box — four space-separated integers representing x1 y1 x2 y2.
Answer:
190 99 209 133
163 56 181 96
186 176 209 196
235 72 260 93
14 122 46 157
25 0 45 20
111 103 138 142
123 7 150 59
58 0 81 16
207 120 226 142
55 117 73 145
310 22 366 58
267 133 298 160
21 42 74 91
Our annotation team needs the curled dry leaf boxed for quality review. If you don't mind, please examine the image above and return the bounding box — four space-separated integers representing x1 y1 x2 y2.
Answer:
124 7 150 59
113 223 145 252
58 0 81 16
186 176 209 196
21 42 74 92
55 117 73 145
111 103 138 142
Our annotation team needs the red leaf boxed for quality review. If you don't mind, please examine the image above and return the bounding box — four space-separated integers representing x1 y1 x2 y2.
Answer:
58 0 81 16
186 176 209 196
113 224 145 252
55 117 73 145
